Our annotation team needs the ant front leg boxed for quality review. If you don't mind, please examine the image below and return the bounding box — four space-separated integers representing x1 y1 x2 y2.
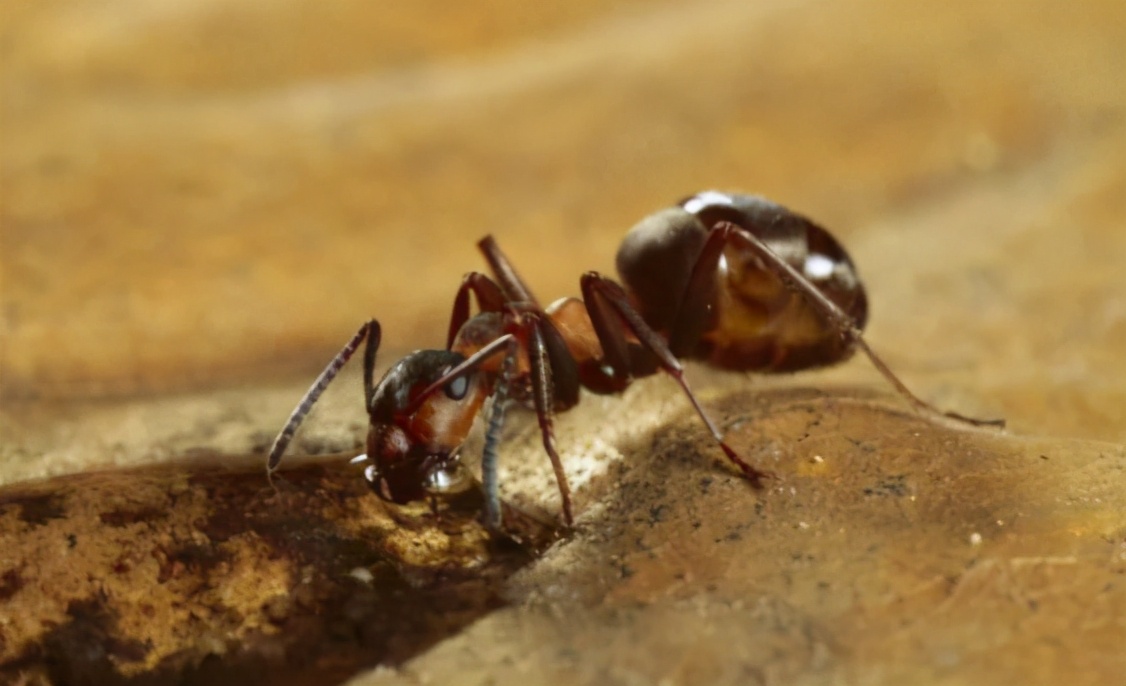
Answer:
481 336 520 530
714 222 1005 429
475 315 580 529
580 273 772 487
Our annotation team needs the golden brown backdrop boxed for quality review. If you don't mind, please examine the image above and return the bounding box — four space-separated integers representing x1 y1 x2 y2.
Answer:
1 1 1124 684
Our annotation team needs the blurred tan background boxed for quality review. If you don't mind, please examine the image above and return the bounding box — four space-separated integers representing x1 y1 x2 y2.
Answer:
2 1 1125 684
3 0 1121 429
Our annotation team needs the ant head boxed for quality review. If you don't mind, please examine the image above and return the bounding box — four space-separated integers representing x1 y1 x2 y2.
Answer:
359 350 488 504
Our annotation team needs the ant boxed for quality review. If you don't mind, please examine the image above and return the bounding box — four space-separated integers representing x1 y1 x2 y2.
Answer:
267 190 1002 531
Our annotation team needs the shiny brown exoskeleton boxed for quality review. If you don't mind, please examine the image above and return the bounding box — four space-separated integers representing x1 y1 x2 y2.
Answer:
268 191 1002 530
618 191 868 372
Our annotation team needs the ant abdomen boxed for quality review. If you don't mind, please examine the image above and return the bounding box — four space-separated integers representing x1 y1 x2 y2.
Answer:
617 191 869 373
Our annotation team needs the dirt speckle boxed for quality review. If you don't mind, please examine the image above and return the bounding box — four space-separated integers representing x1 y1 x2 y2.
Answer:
0 493 66 526
0 568 25 602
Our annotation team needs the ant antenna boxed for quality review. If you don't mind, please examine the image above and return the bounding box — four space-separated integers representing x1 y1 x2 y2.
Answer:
267 320 377 486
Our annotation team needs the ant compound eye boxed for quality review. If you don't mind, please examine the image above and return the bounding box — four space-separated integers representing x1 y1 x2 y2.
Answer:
423 462 473 496
444 374 469 400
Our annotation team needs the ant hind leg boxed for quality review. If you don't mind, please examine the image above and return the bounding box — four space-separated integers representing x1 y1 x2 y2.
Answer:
717 222 1005 430
580 272 773 488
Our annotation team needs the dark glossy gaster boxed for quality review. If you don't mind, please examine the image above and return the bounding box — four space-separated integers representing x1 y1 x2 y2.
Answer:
267 190 1003 532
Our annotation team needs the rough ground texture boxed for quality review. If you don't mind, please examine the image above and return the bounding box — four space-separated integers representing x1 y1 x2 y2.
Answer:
2 0 1124 685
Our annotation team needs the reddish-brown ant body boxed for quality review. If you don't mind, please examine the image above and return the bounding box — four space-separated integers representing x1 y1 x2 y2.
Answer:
268 191 1001 530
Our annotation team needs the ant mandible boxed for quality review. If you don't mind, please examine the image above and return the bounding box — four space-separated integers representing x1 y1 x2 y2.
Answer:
267 191 1003 530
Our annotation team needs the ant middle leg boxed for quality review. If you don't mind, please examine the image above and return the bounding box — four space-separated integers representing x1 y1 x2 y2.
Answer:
447 272 508 348
580 273 772 487
477 235 541 308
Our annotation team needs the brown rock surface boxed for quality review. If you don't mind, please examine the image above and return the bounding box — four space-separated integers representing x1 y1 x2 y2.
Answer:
2 0 1124 684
